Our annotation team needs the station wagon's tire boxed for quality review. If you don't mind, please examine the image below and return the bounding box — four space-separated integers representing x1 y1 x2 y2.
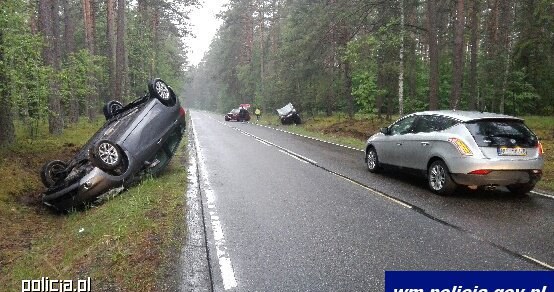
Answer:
294 115 302 124
507 183 534 196
366 147 381 173
427 160 457 195
91 140 122 170
148 78 176 106
41 160 68 188
103 100 123 120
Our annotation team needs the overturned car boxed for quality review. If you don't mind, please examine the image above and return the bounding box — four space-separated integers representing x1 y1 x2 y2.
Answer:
40 78 186 210
277 103 301 125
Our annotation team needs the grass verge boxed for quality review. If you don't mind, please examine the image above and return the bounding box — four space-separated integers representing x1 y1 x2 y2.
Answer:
0 120 187 291
259 114 554 192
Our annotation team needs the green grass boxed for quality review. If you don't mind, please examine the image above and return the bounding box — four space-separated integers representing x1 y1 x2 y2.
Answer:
0 120 188 291
262 114 554 192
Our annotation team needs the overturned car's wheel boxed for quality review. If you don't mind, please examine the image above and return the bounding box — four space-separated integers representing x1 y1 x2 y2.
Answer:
149 78 176 106
41 160 68 188
103 100 123 120
91 140 122 170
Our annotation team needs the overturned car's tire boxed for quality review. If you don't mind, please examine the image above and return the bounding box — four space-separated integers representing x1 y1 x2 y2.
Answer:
41 160 68 188
103 100 123 120
149 78 176 106
91 140 122 170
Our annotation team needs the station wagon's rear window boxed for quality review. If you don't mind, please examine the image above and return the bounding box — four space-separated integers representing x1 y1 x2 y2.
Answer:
464 119 538 147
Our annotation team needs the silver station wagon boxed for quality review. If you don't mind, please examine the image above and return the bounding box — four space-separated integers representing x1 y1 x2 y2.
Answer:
365 111 544 195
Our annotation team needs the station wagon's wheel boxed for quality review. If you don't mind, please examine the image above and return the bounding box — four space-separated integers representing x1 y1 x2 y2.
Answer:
103 100 123 120
427 160 457 195
148 78 176 106
92 140 122 170
41 160 68 188
507 183 534 196
366 147 381 173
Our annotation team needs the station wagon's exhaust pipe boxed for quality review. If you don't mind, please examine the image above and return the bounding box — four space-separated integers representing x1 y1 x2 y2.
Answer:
483 185 497 191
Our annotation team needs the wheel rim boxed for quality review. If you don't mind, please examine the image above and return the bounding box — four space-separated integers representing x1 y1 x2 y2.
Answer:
155 81 170 100
49 163 66 181
367 150 377 170
110 103 122 114
429 164 446 191
98 142 119 166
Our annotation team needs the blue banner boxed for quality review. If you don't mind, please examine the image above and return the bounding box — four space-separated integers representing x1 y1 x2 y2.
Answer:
385 271 554 292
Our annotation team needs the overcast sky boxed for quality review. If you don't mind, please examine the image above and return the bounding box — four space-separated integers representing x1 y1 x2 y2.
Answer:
186 1 229 66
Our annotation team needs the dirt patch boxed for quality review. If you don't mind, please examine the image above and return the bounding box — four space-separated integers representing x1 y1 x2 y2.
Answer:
304 118 387 141
14 190 43 207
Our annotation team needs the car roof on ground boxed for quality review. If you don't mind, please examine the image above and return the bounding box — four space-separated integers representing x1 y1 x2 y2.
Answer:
410 110 523 122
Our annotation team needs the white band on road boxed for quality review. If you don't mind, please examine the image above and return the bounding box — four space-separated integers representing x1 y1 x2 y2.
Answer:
191 115 238 290
279 149 308 163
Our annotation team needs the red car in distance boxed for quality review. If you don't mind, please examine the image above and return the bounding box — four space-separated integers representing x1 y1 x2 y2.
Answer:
224 108 250 122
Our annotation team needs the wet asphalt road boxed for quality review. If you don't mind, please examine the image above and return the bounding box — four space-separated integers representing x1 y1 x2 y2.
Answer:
185 110 553 291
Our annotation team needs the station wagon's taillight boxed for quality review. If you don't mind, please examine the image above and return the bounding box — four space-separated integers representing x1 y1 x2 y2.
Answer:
179 107 186 117
448 138 473 156
538 140 544 156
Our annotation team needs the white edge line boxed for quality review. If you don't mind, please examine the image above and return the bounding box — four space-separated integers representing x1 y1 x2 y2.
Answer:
191 114 238 290
279 150 308 164
522 255 554 270
531 191 554 199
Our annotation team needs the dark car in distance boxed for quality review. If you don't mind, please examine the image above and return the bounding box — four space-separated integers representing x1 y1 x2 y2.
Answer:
40 78 186 210
225 108 250 122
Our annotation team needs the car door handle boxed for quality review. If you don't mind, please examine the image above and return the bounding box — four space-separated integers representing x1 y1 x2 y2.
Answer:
396 143 402 146
421 142 430 146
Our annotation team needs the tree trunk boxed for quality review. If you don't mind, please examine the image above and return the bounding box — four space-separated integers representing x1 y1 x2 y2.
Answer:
62 0 75 57
106 0 116 100
344 61 354 117
259 0 265 92
450 0 465 109
468 0 479 111
40 0 64 135
376 51 384 118
63 0 78 123
398 0 405 116
0 30 15 147
427 0 439 110
498 0 513 114
82 0 98 120
115 0 126 100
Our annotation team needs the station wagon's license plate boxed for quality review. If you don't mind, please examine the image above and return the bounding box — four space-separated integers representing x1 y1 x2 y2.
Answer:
497 147 527 156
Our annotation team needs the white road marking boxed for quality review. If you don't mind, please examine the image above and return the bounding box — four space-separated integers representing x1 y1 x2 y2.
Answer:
522 255 554 270
191 115 238 290
531 190 554 199
279 150 308 163
330 172 412 209
255 138 271 146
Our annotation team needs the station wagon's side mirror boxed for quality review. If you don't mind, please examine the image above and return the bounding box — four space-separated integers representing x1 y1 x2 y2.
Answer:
380 127 389 135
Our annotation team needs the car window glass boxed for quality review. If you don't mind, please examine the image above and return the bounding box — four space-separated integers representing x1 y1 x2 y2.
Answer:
413 115 459 133
464 119 537 147
390 115 417 135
